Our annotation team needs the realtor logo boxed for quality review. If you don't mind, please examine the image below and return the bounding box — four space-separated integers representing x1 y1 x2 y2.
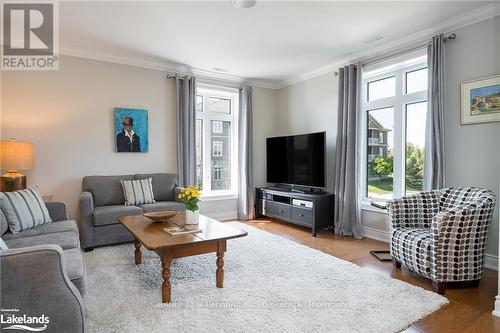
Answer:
1 1 59 70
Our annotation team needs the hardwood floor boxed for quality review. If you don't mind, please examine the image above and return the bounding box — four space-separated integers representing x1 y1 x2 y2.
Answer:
242 218 500 333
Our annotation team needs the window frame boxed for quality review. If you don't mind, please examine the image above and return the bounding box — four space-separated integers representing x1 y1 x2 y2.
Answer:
196 84 239 199
361 54 428 202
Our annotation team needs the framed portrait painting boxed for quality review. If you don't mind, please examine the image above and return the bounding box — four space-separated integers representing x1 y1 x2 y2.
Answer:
114 108 149 152
461 75 500 125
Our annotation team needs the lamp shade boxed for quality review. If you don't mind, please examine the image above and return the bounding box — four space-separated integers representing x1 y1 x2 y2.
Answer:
0 140 34 170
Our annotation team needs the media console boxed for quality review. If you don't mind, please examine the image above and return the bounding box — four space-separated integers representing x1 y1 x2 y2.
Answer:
255 187 334 237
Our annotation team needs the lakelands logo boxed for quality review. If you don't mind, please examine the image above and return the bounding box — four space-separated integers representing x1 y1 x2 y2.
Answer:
1 309 50 331
1 1 59 70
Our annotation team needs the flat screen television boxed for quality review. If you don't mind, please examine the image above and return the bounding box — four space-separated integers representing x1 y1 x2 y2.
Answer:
266 132 325 189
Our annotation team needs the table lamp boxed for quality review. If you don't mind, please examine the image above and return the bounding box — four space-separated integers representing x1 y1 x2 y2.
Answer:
0 139 34 192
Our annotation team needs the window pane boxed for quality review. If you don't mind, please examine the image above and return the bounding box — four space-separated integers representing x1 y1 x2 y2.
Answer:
406 68 428 94
405 102 427 194
367 107 394 199
368 76 395 101
209 97 231 114
211 120 231 190
196 95 203 112
196 119 203 189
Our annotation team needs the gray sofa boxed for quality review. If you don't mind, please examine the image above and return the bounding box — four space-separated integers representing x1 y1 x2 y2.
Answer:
0 202 85 333
79 173 185 250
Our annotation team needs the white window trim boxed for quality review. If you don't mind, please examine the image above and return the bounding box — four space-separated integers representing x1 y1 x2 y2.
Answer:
196 85 239 199
360 54 428 203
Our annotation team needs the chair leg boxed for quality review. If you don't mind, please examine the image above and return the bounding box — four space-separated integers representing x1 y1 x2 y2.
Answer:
392 258 401 269
432 281 446 295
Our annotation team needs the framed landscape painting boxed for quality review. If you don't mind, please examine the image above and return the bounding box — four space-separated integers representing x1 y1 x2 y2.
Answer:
114 108 149 152
461 75 500 125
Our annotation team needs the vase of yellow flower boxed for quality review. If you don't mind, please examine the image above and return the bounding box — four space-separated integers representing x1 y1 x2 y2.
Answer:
178 185 201 225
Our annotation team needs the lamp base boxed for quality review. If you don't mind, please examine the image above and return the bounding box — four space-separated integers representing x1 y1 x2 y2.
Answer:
1 171 27 192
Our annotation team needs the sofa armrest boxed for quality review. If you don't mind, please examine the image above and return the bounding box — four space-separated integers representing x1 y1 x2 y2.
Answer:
0 245 85 333
174 187 183 203
79 191 94 249
46 202 69 222
387 190 440 230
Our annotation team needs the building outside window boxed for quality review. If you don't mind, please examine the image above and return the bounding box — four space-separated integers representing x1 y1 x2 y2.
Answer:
195 85 238 197
213 141 223 157
361 52 428 200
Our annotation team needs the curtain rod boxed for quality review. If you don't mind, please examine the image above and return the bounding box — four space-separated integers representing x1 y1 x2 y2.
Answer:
333 33 456 76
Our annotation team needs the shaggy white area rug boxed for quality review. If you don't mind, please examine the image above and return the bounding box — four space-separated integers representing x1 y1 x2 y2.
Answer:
84 222 447 333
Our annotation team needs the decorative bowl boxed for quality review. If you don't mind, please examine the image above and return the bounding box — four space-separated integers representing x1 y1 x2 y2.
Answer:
144 211 178 222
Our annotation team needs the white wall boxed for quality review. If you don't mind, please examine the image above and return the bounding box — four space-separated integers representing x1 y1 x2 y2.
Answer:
1 55 275 221
443 16 500 256
1 55 177 218
270 16 500 260
275 73 338 193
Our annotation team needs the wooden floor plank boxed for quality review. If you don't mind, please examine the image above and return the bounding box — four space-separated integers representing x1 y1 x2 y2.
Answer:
242 218 500 333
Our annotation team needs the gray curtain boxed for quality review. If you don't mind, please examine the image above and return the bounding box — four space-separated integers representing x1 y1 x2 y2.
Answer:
176 75 197 187
238 85 255 220
424 34 446 190
334 64 363 239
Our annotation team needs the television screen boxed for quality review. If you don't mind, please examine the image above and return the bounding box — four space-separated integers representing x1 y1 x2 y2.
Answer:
266 132 325 188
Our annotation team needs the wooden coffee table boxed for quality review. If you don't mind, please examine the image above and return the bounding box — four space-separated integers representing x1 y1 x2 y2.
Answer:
118 212 247 303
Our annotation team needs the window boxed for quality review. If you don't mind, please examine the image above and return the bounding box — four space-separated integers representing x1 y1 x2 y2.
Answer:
213 164 222 181
362 53 428 200
196 85 238 196
212 141 223 157
212 121 223 133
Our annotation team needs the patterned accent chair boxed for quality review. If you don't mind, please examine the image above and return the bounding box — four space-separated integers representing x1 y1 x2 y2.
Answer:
387 187 496 294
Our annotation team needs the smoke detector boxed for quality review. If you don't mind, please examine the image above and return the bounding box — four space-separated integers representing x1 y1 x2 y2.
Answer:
232 0 256 9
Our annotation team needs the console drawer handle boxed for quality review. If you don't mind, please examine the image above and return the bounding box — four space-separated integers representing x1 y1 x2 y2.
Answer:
278 209 283 213
299 213 304 217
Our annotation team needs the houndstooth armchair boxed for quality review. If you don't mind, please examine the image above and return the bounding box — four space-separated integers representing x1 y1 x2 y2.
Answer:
387 187 496 294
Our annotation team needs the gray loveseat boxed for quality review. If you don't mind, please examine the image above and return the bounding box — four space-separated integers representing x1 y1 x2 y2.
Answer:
79 173 185 250
0 202 85 333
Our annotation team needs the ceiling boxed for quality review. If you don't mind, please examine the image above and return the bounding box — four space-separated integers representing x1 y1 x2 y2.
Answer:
58 1 495 87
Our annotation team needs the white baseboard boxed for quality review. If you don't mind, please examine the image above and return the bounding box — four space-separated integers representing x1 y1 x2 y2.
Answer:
362 226 390 243
203 211 238 222
485 254 498 271
362 226 498 271
493 296 500 317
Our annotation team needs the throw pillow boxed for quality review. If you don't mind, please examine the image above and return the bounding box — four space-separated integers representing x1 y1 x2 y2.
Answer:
0 186 52 234
121 178 155 206
0 237 7 250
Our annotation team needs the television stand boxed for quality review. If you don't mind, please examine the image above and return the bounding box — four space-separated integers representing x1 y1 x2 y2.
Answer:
255 187 334 237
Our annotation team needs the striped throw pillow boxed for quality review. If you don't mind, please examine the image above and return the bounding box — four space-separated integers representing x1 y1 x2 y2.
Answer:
0 186 52 234
0 237 7 250
121 178 155 206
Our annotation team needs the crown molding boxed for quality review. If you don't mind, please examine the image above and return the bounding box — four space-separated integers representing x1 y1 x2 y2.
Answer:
5 3 497 91
276 3 500 89
58 45 280 90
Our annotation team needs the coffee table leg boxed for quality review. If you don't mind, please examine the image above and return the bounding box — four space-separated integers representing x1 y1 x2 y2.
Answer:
134 238 142 265
216 240 226 288
161 249 173 303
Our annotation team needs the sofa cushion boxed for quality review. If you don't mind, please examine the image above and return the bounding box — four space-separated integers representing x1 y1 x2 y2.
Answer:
82 175 134 207
93 205 143 227
0 209 7 235
4 231 79 250
2 220 78 240
140 201 185 213
1 187 52 233
135 173 177 201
